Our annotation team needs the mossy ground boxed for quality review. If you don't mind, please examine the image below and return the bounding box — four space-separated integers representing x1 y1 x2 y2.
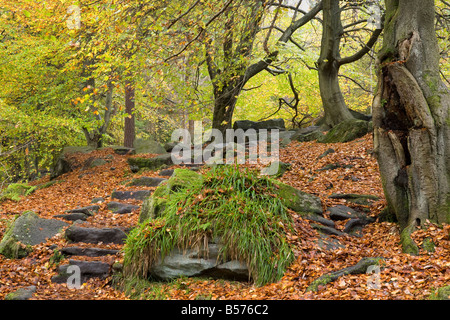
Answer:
0 183 36 202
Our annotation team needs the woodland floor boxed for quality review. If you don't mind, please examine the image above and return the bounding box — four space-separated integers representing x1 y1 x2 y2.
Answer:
0 134 449 300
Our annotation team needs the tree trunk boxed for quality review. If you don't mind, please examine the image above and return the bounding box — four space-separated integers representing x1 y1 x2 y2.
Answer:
124 79 135 148
373 0 450 252
205 1 323 133
211 84 240 134
317 0 354 128
318 0 382 128
82 79 114 149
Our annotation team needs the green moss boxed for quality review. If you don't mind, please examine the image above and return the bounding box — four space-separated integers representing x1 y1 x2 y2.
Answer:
0 183 36 202
49 249 65 266
400 224 419 255
379 0 399 62
306 274 333 292
139 170 203 223
429 285 450 300
166 169 203 191
0 216 32 259
319 119 369 143
271 180 322 215
422 237 435 253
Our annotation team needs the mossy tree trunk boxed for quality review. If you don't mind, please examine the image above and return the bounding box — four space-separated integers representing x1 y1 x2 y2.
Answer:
373 0 450 252
318 0 353 127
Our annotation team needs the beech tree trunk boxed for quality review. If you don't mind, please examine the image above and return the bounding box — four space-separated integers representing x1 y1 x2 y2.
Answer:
317 0 354 127
207 1 323 133
373 0 450 250
318 0 382 128
124 79 135 149
82 80 114 149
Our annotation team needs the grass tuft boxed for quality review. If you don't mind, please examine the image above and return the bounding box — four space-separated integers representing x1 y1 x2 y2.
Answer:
123 165 295 286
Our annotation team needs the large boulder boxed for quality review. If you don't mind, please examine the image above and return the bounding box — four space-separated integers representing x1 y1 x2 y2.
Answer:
128 153 174 172
50 146 95 180
134 139 166 155
233 118 285 131
319 119 370 143
126 167 318 286
0 211 68 258
272 180 323 215
150 242 249 281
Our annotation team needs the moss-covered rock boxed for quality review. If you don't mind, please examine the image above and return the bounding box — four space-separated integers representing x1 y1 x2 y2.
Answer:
124 166 296 286
271 180 323 215
0 211 68 259
0 183 36 202
292 130 325 142
128 154 174 172
319 119 370 143
134 138 167 155
422 237 436 253
139 169 203 223
400 224 419 255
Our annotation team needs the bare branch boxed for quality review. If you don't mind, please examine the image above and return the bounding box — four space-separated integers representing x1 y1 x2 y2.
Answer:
339 23 383 66
243 1 323 83
164 0 235 62
263 0 282 54
338 73 372 93
167 0 201 30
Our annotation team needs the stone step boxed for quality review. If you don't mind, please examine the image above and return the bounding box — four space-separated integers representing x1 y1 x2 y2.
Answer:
54 205 100 222
125 176 167 187
60 246 119 257
111 190 151 201
106 201 140 214
66 205 100 215
65 225 127 245
51 259 112 284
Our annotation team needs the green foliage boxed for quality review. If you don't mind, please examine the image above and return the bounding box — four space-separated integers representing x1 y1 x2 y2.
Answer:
0 183 36 202
0 2 87 181
429 285 450 300
0 215 32 259
123 166 295 286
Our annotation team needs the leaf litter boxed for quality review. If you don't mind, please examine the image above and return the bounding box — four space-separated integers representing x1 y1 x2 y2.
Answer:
0 135 449 300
